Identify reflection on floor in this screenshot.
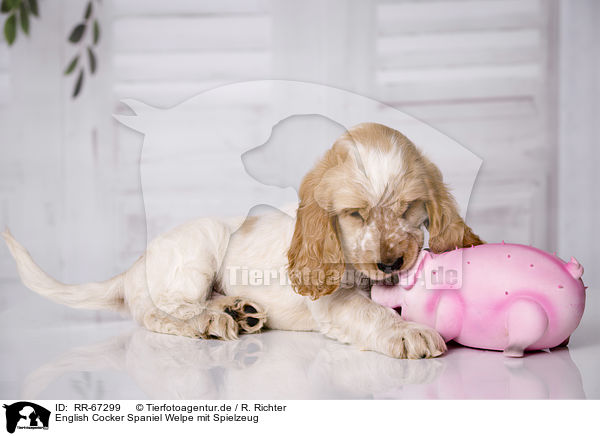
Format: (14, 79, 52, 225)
(1, 326, 588, 400)
(1, 281, 598, 400)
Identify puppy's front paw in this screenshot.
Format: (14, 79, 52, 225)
(222, 298, 267, 334)
(386, 322, 447, 359)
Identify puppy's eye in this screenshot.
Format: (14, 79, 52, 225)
(402, 201, 415, 217)
(350, 211, 363, 220)
(403, 200, 426, 220)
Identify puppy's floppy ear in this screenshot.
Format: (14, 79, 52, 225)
(287, 147, 346, 299)
(423, 161, 484, 253)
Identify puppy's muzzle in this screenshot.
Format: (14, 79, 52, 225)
(376, 256, 404, 273)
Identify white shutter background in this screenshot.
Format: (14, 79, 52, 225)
(0, 0, 559, 282)
(112, 0, 273, 107)
(0, 41, 10, 282)
(110, 0, 557, 265)
(111, 0, 275, 264)
(0, 42, 9, 105)
(373, 0, 555, 249)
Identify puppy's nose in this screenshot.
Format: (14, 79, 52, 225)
(377, 256, 404, 273)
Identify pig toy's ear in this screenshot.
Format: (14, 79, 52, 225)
(565, 257, 584, 280)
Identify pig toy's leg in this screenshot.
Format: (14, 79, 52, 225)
(504, 299, 549, 357)
(434, 295, 463, 342)
(551, 336, 570, 349)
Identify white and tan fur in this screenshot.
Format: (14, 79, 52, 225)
(3, 123, 483, 359)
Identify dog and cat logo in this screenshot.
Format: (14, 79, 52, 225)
(2, 402, 50, 433)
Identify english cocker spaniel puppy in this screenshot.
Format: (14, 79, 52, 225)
(3, 123, 483, 359)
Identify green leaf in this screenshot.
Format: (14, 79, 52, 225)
(68, 23, 85, 43)
(92, 19, 100, 45)
(84, 1, 92, 20)
(87, 47, 96, 74)
(27, 0, 38, 17)
(72, 69, 84, 98)
(1, 0, 11, 13)
(4, 13, 16, 45)
(6, 0, 18, 10)
(64, 55, 79, 75)
(19, 2, 29, 35)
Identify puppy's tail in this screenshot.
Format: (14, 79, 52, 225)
(2, 229, 125, 311)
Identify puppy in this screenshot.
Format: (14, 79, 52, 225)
(3, 122, 483, 359)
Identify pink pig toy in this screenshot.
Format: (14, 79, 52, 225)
(371, 243, 586, 357)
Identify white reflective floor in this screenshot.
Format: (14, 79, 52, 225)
(1, 281, 599, 400)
